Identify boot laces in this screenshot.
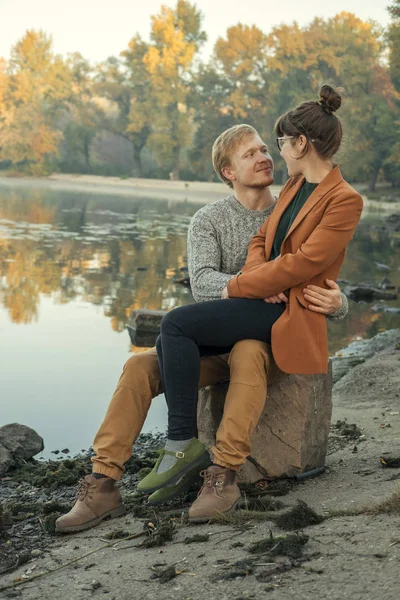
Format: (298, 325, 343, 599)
(199, 469, 225, 491)
(75, 478, 96, 501)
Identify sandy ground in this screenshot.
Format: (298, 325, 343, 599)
(0, 173, 399, 213)
(1, 342, 399, 600)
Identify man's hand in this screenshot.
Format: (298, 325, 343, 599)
(264, 292, 288, 304)
(303, 279, 342, 314)
(221, 286, 229, 299)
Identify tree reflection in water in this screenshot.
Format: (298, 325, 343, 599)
(0, 186, 399, 354)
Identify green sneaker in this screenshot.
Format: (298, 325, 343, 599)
(147, 464, 206, 506)
(137, 438, 210, 495)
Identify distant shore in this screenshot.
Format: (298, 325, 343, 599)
(0, 173, 399, 213)
(0, 173, 253, 204)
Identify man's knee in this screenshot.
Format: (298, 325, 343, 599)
(228, 340, 271, 378)
(120, 348, 161, 392)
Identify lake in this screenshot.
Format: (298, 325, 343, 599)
(0, 183, 399, 457)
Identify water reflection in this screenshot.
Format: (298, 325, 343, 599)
(0, 187, 197, 331)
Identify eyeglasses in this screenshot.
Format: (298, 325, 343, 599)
(276, 136, 295, 151)
(276, 135, 316, 151)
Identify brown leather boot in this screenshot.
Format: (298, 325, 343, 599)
(55, 474, 126, 533)
(188, 465, 242, 523)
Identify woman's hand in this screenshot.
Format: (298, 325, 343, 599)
(221, 286, 229, 299)
(303, 279, 342, 314)
(264, 292, 288, 304)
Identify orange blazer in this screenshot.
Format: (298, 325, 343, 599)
(227, 166, 363, 374)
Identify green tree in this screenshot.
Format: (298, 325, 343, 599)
(388, 0, 400, 91)
(189, 65, 234, 181)
(96, 33, 155, 178)
(189, 25, 271, 181)
(60, 53, 104, 173)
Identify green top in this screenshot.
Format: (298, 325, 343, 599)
(269, 180, 318, 261)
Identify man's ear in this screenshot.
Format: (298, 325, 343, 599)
(221, 166, 236, 183)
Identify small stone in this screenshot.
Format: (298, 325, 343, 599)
(30, 549, 43, 557)
(92, 580, 102, 590)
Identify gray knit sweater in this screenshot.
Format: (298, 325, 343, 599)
(187, 194, 348, 320)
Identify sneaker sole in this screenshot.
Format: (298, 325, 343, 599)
(137, 451, 211, 495)
(188, 497, 242, 524)
(147, 470, 202, 506)
(55, 504, 126, 534)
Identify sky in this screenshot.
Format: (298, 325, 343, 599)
(0, 0, 391, 63)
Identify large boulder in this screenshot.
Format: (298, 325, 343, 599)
(0, 423, 44, 464)
(331, 329, 400, 384)
(197, 362, 332, 483)
(0, 443, 15, 477)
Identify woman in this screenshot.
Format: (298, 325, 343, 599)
(138, 85, 363, 520)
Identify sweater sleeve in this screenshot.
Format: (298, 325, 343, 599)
(187, 209, 234, 302)
(228, 193, 363, 299)
(327, 292, 349, 321)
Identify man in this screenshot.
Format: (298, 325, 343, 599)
(56, 124, 347, 532)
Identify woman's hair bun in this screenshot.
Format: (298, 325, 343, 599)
(319, 84, 342, 114)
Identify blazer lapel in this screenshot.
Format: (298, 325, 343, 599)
(265, 175, 304, 259)
(283, 165, 344, 242)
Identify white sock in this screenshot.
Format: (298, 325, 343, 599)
(156, 438, 192, 474)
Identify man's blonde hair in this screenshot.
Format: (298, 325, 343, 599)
(212, 124, 259, 188)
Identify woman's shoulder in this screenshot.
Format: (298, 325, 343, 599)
(335, 179, 363, 206)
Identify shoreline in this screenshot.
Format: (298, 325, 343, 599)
(1, 173, 399, 212)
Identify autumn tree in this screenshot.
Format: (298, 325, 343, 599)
(259, 13, 398, 189)
(0, 30, 71, 172)
(143, 0, 206, 179)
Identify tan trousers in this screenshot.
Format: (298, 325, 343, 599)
(92, 340, 270, 480)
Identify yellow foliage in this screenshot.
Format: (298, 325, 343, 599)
(0, 29, 70, 167)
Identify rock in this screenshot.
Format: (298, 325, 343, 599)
(331, 329, 400, 384)
(0, 442, 15, 476)
(0, 423, 44, 461)
(126, 309, 167, 347)
(339, 282, 398, 302)
(374, 262, 391, 271)
(197, 361, 332, 482)
(372, 305, 400, 314)
(173, 276, 191, 286)
(30, 549, 43, 557)
(333, 350, 400, 411)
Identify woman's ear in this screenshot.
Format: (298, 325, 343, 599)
(298, 134, 307, 148)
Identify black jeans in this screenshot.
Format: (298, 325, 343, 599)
(156, 298, 285, 440)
